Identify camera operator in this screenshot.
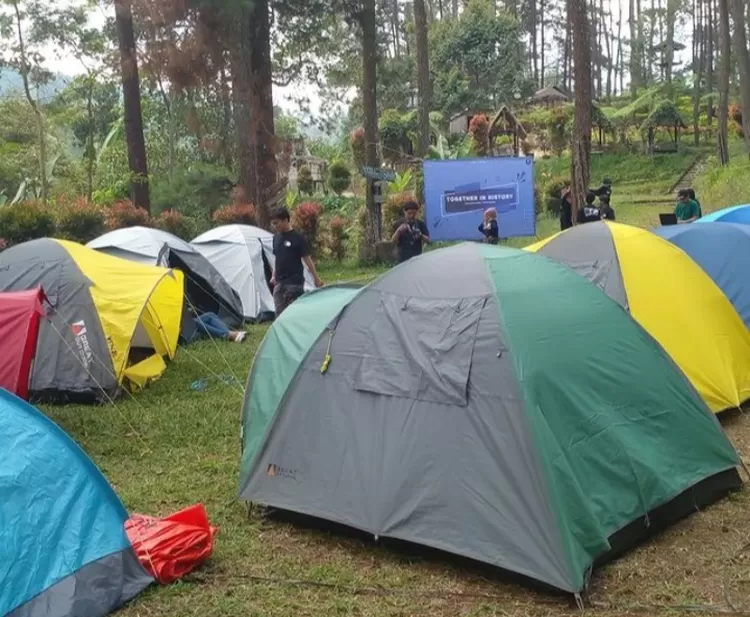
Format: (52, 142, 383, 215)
(391, 200, 430, 263)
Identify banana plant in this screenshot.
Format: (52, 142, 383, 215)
(386, 170, 413, 195)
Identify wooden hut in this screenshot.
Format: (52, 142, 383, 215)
(641, 100, 687, 154)
(488, 106, 528, 156)
(531, 86, 571, 108)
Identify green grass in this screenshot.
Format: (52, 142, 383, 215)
(34, 150, 750, 617)
(535, 148, 709, 203)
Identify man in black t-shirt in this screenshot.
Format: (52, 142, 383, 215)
(576, 191, 602, 224)
(270, 206, 323, 316)
(391, 200, 430, 263)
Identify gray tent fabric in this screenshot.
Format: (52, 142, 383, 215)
(0, 239, 116, 399)
(87, 227, 244, 328)
(191, 225, 316, 321)
(243, 286, 572, 590)
(7, 549, 152, 617)
(532, 222, 629, 309)
(239, 243, 741, 594)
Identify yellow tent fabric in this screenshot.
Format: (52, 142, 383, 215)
(58, 239, 184, 387)
(526, 222, 750, 413)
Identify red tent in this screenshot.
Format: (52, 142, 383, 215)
(0, 288, 46, 399)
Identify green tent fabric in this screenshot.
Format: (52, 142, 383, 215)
(239, 244, 740, 594)
(240, 284, 363, 482)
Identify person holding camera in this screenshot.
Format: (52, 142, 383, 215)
(391, 200, 430, 263)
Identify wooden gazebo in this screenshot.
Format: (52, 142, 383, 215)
(531, 85, 571, 107)
(641, 99, 687, 154)
(488, 106, 528, 156)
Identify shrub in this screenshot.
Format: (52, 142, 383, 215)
(350, 127, 366, 168)
(106, 200, 151, 230)
(379, 109, 410, 163)
(297, 165, 314, 195)
(383, 192, 419, 235)
(0, 201, 56, 246)
(468, 113, 490, 156)
(548, 107, 570, 157)
(327, 215, 348, 261)
(543, 175, 570, 216)
(155, 209, 194, 240)
(57, 198, 106, 243)
(291, 201, 322, 257)
(328, 161, 352, 196)
(212, 203, 256, 226)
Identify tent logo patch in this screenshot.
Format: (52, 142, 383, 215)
(266, 463, 297, 480)
(72, 320, 93, 367)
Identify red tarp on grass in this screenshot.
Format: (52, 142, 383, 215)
(0, 288, 45, 399)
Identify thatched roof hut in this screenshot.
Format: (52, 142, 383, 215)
(531, 86, 571, 107)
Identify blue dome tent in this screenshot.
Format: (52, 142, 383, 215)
(654, 222, 750, 329)
(697, 204, 750, 223)
(0, 388, 152, 617)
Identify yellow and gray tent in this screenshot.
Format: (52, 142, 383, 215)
(0, 238, 184, 401)
(527, 221, 750, 413)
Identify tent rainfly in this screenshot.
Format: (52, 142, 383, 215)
(87, 226, 244, 329)
(0, 388, 153, 616)
(191, 224, 315, 322)
(527, 221, 750, 413)
(0, 288, 46, 400)
(0, 239, 184, 401)
(239, 243, 741, 595)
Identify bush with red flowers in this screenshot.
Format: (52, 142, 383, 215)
(292, 201, 322, 257)
(56, 197, 106, 243)
(155, 209, 194, 240)
(106, 200, 152, 230)
(468, 113, 490, 156)
(211, 203, 257, 226)
(327, 215, 348, 261)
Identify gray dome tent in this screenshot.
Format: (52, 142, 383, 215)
(239, 243, 740, 595)
(191, 224, 315, 322)
(87, 227, 244, 332)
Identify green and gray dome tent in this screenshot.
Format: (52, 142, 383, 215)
(239, 243, 741, 594)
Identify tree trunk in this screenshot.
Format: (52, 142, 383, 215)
(86, 79, 95, 203)
(730, 0, 750, 156)
(605, 3, 613, 98)
(219, 65, 233, 169)
(717, 0, 730, 164)
(249, 0, 277, 229)
(629, 0, 639, 95)
(360, 0, 380, 262)
(562, 16, 572, 91)
(693, 0, 703, 145)
(392, 0, 401, 56)
(665, 0, 676, 85)
(570, 0, 593, 221)
(540, 0, 546, 87)
(114, 0, 150, 213)
(531, 0, 539, 87)
(615, 12, 623, 95)
(452, 0, 459, 17)
(12, 0, 48, 205)
(414, 0, 431, 157)
(706, 0, 714, 133)
(228, 7, 256, 213)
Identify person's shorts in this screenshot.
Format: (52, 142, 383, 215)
(273, 283, 305, 317)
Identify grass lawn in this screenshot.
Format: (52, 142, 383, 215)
(38, 157, 750, 617)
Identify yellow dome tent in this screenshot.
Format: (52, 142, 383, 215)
(0, 238, 184, 401)
(527, 221, 750, 413)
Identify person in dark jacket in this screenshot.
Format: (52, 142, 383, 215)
(577, 191, 602, 224)
(560, 185, 573, 230)
(599, 194, 616, 221)
(478, 207, 499, 244)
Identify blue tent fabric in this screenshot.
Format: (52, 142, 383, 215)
(0, 388, 152, 617)
(697, 204, 750, 223)
(654, 222, 750, 328)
